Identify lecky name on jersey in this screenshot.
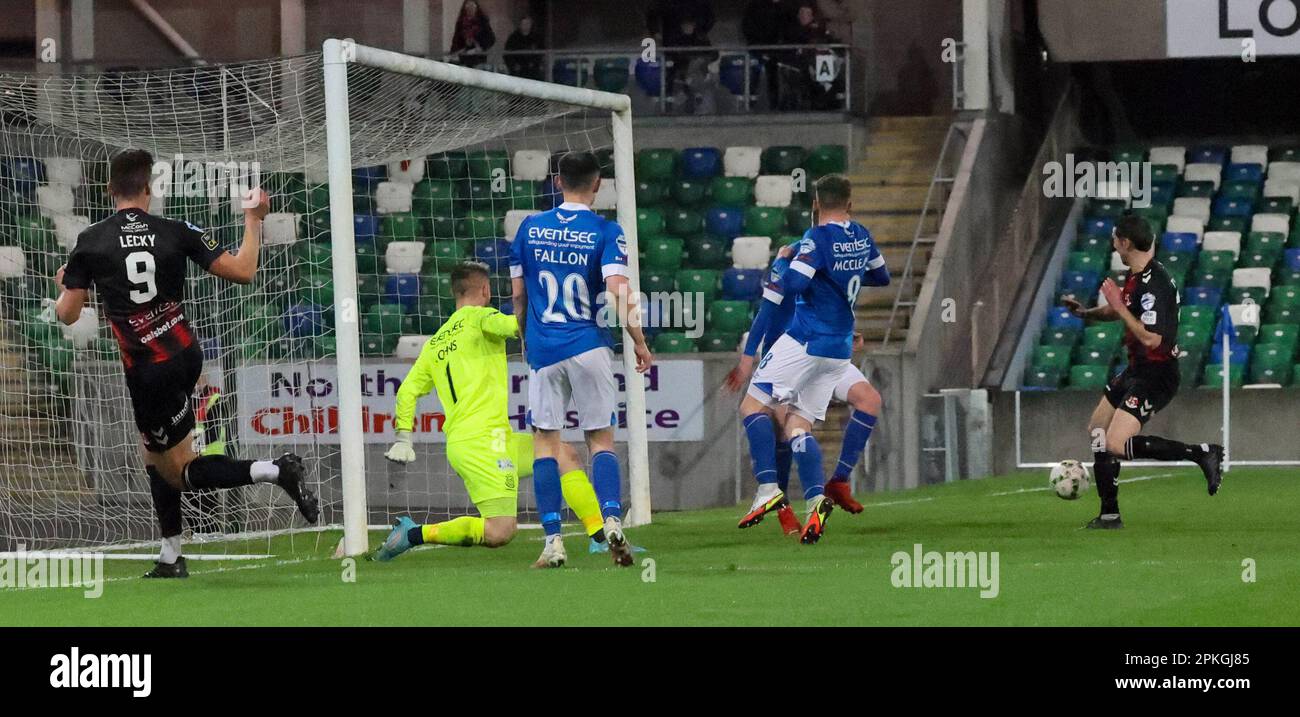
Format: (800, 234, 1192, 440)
(526, 225, 599, 245)
(119, 233, 157, 248)
(533, 248, 592, 267)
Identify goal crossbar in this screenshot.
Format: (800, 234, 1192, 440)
(321, 40, 652, 557)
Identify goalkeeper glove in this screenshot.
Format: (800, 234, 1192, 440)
(385, 430, 416, 463)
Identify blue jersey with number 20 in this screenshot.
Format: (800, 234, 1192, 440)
(509, 202, 629, 370)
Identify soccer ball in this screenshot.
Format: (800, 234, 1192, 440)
(1049, 460, 1091, 500)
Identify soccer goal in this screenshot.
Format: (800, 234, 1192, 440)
(0, 41, 651, 558)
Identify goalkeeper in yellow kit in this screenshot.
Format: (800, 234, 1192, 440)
(370, 262, 606, 560)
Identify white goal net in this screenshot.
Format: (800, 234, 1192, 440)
(0, 43, 649, 557)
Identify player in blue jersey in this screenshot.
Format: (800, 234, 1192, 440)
(510, 151, 653, 568)
(733, 174, 890, 544)
(726, 236, 886, 535)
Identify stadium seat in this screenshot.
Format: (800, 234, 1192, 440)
(361, 332, 399, 357)
(1079, 216, 1115, 239)
(804, 145, 847, 178)
(671, 179, 709, 207)
(1202, 362, 1244, 388)
(1058, 270, 1099, 299)
(512, 150, 549, 181)
(641, 272, 674, 295)
(698, 332, 740, 352)
(1208, 215, 1248, 234)
(1232, 144, 1270, 168)
(374, 181, 414, 215)
(1210, 341, 1251, 367)
(653, 332, 697, 354)
(1252, 213, 1290, 236)
(353, 214, 380, 242)
(1226, 163, 1264, 184)
(1269, 160, 1300, 180)
(1178, 181, 1216, 198)
(1068, 365, 1110, 390)
(666, 208, 705, 237)
(636, 179, 670, 207)
(295, 272, 335, 307)
(1032, 345, 1072, 374)
(1068, 251, 1108, 274)
(680, 148, 722, 179)
(743, 206, 784, 237)
(411, 180, 458, 216)
(722, 268, 763, 301)
(637, 208, 666, 238)
(593, 57, 630, 93)
(1190, 145, 1227, 165)
(636, 148, 677, 181)
(642, 237, 685, 271)
(754, 175, 793, 208)
(1047, 306, 1084, 332)
(457, 179, 493, 211)
(394, 335, 428, 360)
(1149, 164, 1180, 185)
(685, 235, 729, 269)
(474, 239, 512, 273)
(1184, 163, 1222, 189)
(761, 146, 805, 175)
(1023, 366, 1062, 389)
(383, 274, 420, 311)
(1172, 197, 1211, 224)
(466, 150, 510, 181)
(1082, 324, 1123, 354)
(732, 236, 772, 269)
(1263, 179, 1300, 204)
(705, 206, 745, 238)
(384, 241, 424, 274)
(384, 157, 425, 185)
(592, 180, 617, 210)
(1202, 231, 1241, 258)
(503, 209, 539, 242)
(633, 57, 663, 96)
(36, 184, 74, 216)
(1184, 285, 1222, 307)
(1165, 215, 1204, 242)
(1259, 196, 1294, 215)
(708, 300, 751, 334)
(285, 302, 327, 338)
(0, 247, 24, 279)
(1196, 250, 1236, 273)
(1159, 231, 1198, 254)
(355, 241, 381, 275)
(710, 176, 753, 206)
(1147, 146, 1186, 172)
(724, 146, 762, 178)
(1038, 327, 1078, 348)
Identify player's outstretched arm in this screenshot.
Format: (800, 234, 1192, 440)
(387, 343, 437, 463)
(207, 189, 270, 285)
(1063, 295, 1117, 323)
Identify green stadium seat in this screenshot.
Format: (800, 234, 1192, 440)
(461, 212, 500, 239)
(1219, 180, 1259, 201)
(785, 205, 812, 234)
(1068, 251, 1108, 273)
(457, 179, 494, 211)
(1073, 345, 1112, 367)
(676, 268, 720, 303)
(1228, 286, 1269, 305)
(804, 144, 847, 178)
(1244, 230, 1286, 257)
(653, 332, 697, 353)
(743, 206, 784, 237)
(1032, 345, 1072, 374)
(1265, 288, 1300, 324)
(1178, 323, 1212, 352)
(312, 335, 337, 359)
(1068, 365, 1110, 390)
(1082, 324, 1123, 354)
(294, 241, 333, 272)
(299, 210, 331, 241)
(1259, 196, 1294, 216)
(294, 272, 334, 306)
(1111, 145, 1145, 163)
(1023, 366, 1062, 389)
(636, 148, 678, 181)
(498, 179, 540, 211)
(296, 184, 332, 213)
(1075, 233, 1111, 254)
(424, 215, 457, 239)
(642, 237, 685, 272)
(665, 208, 705, 237)
(1149, 165, 1180, 184)
(1178, 348, 1204, 386)
(1207, 216, 1248, 234)
(355, 241, 382, 275)
(636, 179, 670, 207)
(1040, 328, 1080, 347)
(698, 332, 740, 352)
(361, 332, 399, 357)
(1249, 344, 1294, 384)
(685, 235, 729, 269)
(363, 304, 404, 336)
(1179, 305, 1215, 326)
(637, 208, 666, 238)
(671, 179, 709, 207)
(1201, 362, 1244, 388)
(1177, 181, 1215, 198)
(761, 146, 806, 175)
(710, 176, 753, 206)
(1190, 267, 1231, 289)
(641, 272, 675, 295)
(466, 150, 510, 181)
(708, 300, 751, 334)
(412, 180, 459, 216)
(427, 152, 469, 180)
(1088, 199, 1127, 218)
(424, 238, 469, 265)
(381, 213, 420, 242)
(1256, 324, 1298, 354)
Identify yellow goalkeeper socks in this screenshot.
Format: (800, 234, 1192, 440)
(561, 470, 604, 538)
(421, 516, 484, 547)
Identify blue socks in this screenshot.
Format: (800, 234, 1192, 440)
(743, 412, 778, 485)
(590, 450, 623, 519)
(832, 410, 877, 482)
(791, 432, 825, 499)
(774, 440, 793, 493)
(532, 457, 563, 536)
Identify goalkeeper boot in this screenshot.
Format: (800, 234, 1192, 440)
(604, 516, 635, 568)
(824, 479, 864, 514)
(799, 494, 834, 545)
(738, 483, 787, 529)
(776, 504, 802, 536)
(370, 516, 418, 562)
(1195, 444, 1225, 496)
(1085, 514, 1124, 530)
(532, 535, 567, 569)
(274, 453, 319, 524)
(142, 557, 188, 579)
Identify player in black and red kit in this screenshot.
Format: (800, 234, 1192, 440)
(1063, 214, 1223, 529)
(54, 149, 318, 577)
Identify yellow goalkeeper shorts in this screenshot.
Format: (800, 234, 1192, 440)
(446, 430, 531, 519)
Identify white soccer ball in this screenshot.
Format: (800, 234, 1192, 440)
(1049, 459, 1091, 500)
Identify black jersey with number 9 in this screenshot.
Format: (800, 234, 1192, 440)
(62, 208, 226, 369)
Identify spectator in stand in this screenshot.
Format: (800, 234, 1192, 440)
(647, 1, 716, 113)
(742, 0, 797, 109)
(451, 0, 496, 69)
(505, 16, 545, 81)
(783, 3, 842, 110)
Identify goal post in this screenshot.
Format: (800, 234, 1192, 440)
(321, 40, 652, 556)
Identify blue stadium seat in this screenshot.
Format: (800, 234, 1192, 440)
(384, 274, 421, 311)
(285, 302, 326, 338)
(1047, 306, 1084, 332)
(1184, 285, 1221, 307)
(1150, 182, 1176, 206)
(552, 58, 582, 86)
(705, 206, 745, 238)
(538, 176, 562, 210)
(1225, 163, 1263, 183)
(1210, 342, 1250, 366)
(1, 158, 43, 195)
(1284, 249, 1300, 271)
(353, 166, 385, 194)
(354, 214, 380, 242)
(1189, 145, 1227, 165)
(1211, 196, 1254, 217)
(1058, 270, 1099, 298)
(719, 54, 761, 96)
(680, 148, 722, 179)
(1160, 232, 1198, 254)
(474, 239, 512, 273)
(634, 57, 662, 96)
(200, 337, 222, 362)
(1079, 216, 1114, 238)
(722, 268, 763, 301)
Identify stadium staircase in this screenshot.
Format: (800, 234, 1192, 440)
(850, 115, 953, 344)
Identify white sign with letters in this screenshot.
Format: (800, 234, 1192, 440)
(1167, 0, 1300, 57)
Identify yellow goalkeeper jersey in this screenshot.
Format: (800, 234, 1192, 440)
(393, 304, 518, 440)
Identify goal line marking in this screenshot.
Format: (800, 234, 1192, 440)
(989, 472, 1178, 497)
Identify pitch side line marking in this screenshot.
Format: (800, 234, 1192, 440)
(989, 472, 1178, 496)
(0, 552, 274, 561)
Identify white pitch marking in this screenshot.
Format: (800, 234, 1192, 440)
(990, 472, 1178, 496)
(0, 552, 273, 561)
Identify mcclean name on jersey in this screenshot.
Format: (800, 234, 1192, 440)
(833, 256, 871, 272)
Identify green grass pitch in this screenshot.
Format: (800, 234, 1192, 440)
(2, 466, 1296, 626)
